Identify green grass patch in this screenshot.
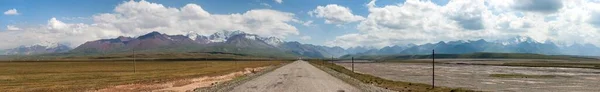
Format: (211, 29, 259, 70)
(307, 60, 476, 92)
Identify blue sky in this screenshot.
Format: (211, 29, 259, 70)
(1, 0, 386, 46)
(0, 0, 414, 45)
(2, 0, 600, 49)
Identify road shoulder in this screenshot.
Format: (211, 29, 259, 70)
(310, 62, 395, 92)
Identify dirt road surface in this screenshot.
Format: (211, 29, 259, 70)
(230, 60, 360, 92)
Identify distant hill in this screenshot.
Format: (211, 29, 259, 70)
(341, 52, 598, 61)
(1, 44, 71, 55)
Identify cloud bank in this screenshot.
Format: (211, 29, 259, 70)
(327, 0, 600, 48)
(309, 4, 365, 25)
(0, 0, 299, 49)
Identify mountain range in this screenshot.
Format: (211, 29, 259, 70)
(358, 36, 600, 56)
(1, 44, 71, 55)
(3, 31, 600, 58)
(68, 31, 357, 58)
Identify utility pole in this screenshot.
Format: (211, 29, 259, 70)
(351, 57, 354, 72)
(235, 54, 238, 68)
(331, 56, 334, 64)
(432, 49, 435, 89)
(133, 48, 137, 73)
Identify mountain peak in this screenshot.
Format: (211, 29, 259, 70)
(209, 30, 248, 42)
(117, 36, 132, 41)
(498, 36, 538, 45)
(260, 37, 284, 46)
(138, 31, 165, 39)
(186, 33, 199, 40)
(512, 36, 536, 43)
(148, 31, 161, 35)
(214, 30, 246, 36)
(117, 36, 127, 39)
(436, 41, 446, 44)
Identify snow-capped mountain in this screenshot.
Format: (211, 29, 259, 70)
(355, 36, 600, 56)
(185, 30, 284, 46)
(2, 44, 72, 55)
(259, 37, 284, 46)
(69, 31, 352, 58)
(497, 36, 538, 45)
(16, 32, 600, 57)
(208, 30, 246, 42)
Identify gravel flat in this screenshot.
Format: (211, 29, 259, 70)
(230, 60, 360, 92)
(337, 62, 600, 92)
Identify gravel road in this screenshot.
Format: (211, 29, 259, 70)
(229, 60, 360, 92)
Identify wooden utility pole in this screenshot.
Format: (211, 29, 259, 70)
(351, 57, 354, 72)
(331, 56, 334, 65)
(432, 49, 435, 89)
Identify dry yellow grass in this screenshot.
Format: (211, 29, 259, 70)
(0, 61, 286, 92)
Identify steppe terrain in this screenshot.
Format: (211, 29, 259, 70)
(0, 61, 284, 92)
(337, 59, 600, 92)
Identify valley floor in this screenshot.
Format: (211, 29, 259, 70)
(336, 60, 600, 92)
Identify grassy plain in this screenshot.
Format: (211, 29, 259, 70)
(0, 61, 286, 92)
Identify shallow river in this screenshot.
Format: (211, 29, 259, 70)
(336, 63, 600, 92)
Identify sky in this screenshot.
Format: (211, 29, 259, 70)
(1, 0, 600, 49)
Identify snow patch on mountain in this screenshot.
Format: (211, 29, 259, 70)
(260, 37, 284, 46)
(187, 33, 199, 40)
(208, 30, 246, 42)
(185, 30, 285, 46)
(497, 36, 539, 45)
(35, 41, 63, 48)
(245, 35, 258, 40)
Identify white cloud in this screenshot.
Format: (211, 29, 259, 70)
(0, 0, 299, 49)
(274, 0, 283, 4)
(260, 3, 272, 8)
(309, 4, 365, 24)
(6, 25, 21, 31)
(3, 8, 19, 15)
(302, 20, 314, 26)
(93, 1, 298, 37)
(60, 17, 90, 21)
(300, 36, 312, 40)
(328, 0, 600, 48)
(0, 17, 122, 49)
